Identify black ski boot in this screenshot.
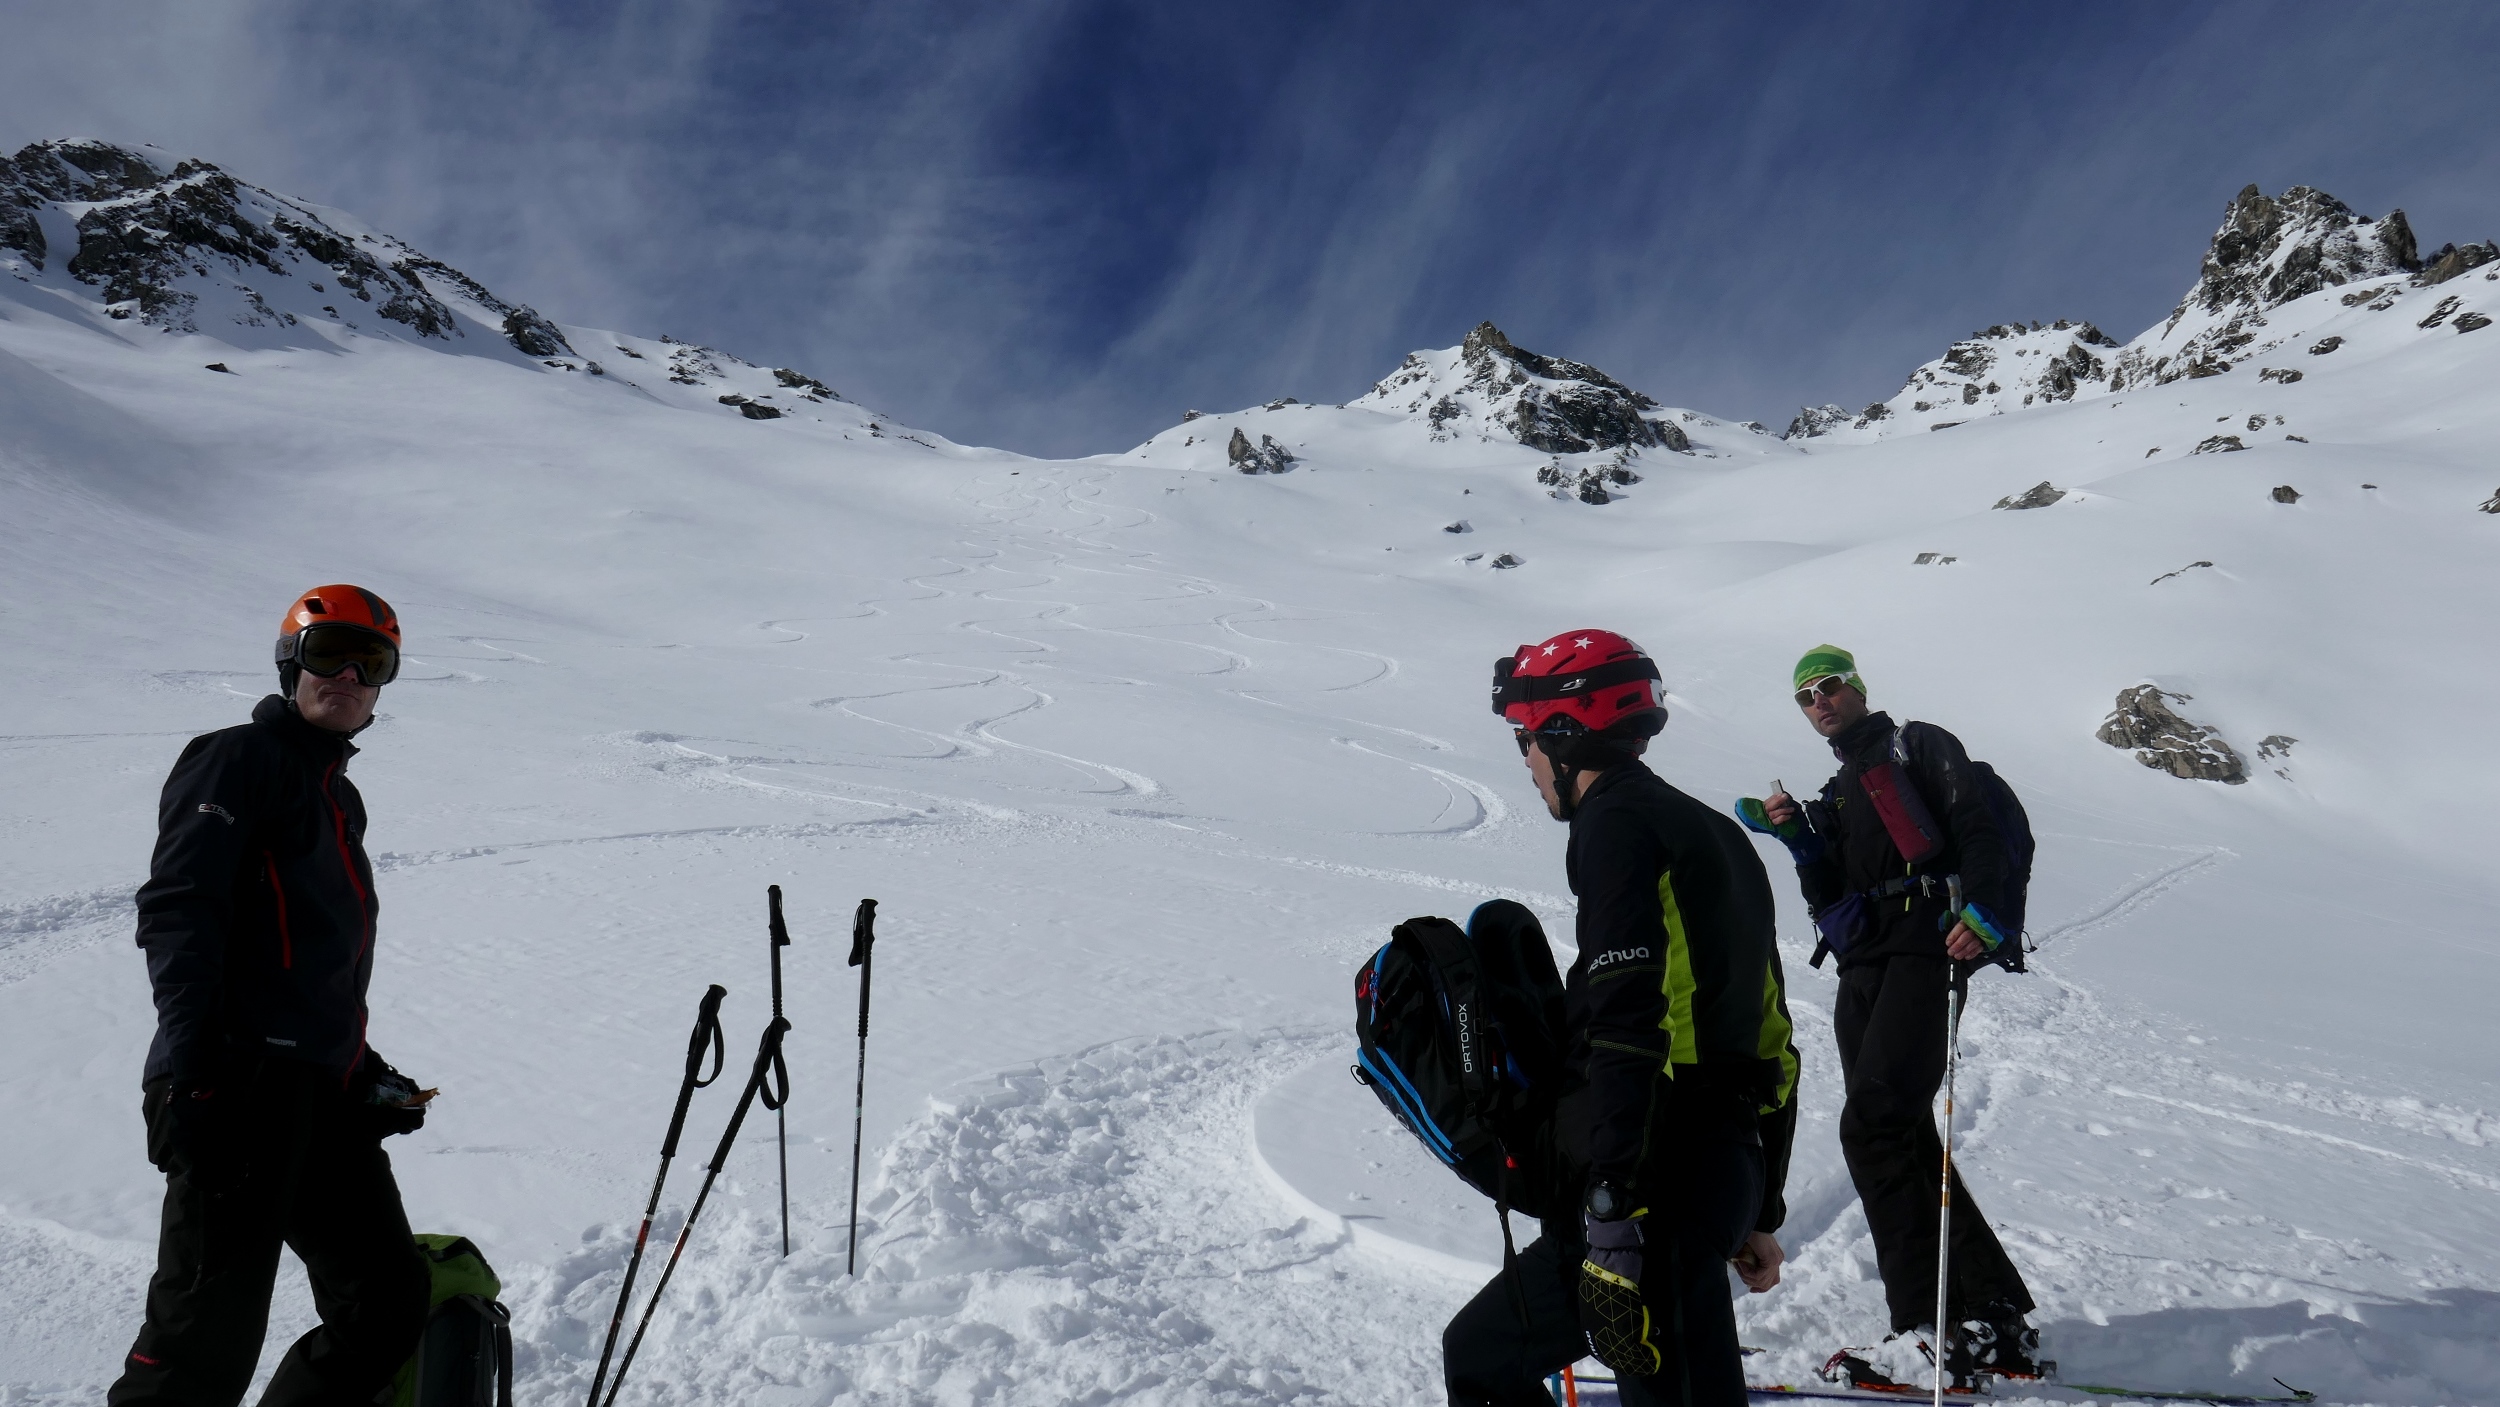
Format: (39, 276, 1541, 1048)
(1954, 1306, 2052, 1384)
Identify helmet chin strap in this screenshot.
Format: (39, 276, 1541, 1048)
(1549, 756, 1583, 822)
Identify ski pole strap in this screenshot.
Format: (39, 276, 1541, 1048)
(759, 1040, 791, 1113)
(704, 1017, 792, 1171)
(661, 985, 730, 1158)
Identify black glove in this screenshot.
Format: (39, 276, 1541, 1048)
(1579, 1213, 1663, 1376)
(352, 1052, 430, 1138)
(150, 1081, 237, 1185)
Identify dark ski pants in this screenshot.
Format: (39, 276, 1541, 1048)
(1444, 1138, 1763, 1407)
(1834, 954, 2033, 1333)
(109, 1061, 428, 1407)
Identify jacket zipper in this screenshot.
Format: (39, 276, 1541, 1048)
(263, 852, 293, 968)
(322, 759, 375, 1081)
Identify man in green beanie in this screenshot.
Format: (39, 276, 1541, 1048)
(1751, 645, 2041, 1390)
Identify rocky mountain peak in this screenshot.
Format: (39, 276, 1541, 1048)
(1356, 321, 1687, 455)
(0, 138, 570, 359)
(1786, 319, 2121, 442)
(2102, 182, 2448, 391)
(2173, 183, 2419, 326)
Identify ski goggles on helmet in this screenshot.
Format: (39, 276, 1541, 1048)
(280, 623, 400, 686)
(1794, 674, 1855, 709)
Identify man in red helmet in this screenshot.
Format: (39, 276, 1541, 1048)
(110, 586, 432, 1407)
(1442, 630, 1800, 1407)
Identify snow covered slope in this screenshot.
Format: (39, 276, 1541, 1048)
(3, 143, 2498, 1407)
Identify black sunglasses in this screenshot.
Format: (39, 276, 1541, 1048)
(1513, 721, 1590, 756)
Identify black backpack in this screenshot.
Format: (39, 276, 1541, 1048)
(1897, 725, 2036, 972)
(1350, 900, 1571, 1221)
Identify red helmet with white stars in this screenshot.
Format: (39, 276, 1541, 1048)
(1491, 629, 1667, 736)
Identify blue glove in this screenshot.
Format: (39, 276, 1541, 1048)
(1942, 901, 2010, 953)
(1734, 797, 1824, 865)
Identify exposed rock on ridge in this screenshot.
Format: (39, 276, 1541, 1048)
(0, 139, 570, 358)
(2109, 185, 2425, 391)
(1356, 322, 1691, 455)
(1787, 320, 2117, 440)
(1792, 181, 2493, 441)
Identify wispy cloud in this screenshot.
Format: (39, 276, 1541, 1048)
(3, 1, 2495, 455)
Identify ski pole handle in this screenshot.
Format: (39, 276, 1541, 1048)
(848, 899, 878, 1037)
(660, 985, 729, 1159)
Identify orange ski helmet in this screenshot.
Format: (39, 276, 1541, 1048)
(275, 585, 401, 694)
(1491, 628, 1666, 737)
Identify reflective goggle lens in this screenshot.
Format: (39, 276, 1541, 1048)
(1793, 674, 1849, 709)
(294, 624, 400, 686)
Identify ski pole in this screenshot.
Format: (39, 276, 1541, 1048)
(767, 885, 794, 1259)
(845, 897, 878, 1276)
(602, 1013, 791, 1407)
(584, 985, 726, 1407)
(1935, 875, 1965, 1407)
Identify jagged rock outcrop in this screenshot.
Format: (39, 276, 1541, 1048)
(2417, 240, 2499, 287)
(1355, 321, 1694, 454)
(0, 139, 569, 358)
(1791, 181, 2489, 442)
(1785, 404, 1852, 439)
(2108, 185, 2422, 391)
(2097, 686, 2247, 784)
(1227, 427, 1296, 474)
(1994, 481, 2065, 510)
(1787, 321, 2115, 440)
(1536, 455, 1642, 504)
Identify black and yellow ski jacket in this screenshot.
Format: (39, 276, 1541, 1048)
(1563, 761, 1801, 1232)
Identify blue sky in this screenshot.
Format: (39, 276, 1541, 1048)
(6, 2, 2497, 455)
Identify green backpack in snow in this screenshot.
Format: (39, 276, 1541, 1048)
(390, 1234, 514, 1407)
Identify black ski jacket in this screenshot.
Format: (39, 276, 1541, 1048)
(1562, 761, 1801, 1233)
(1796, 711, 2006, 971)
(136, 695, 380, 1086)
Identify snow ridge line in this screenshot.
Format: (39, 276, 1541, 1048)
(2103, 1084, 2500, 1194)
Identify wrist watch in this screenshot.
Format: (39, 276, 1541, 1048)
(1585, 1180, 1635, 1222)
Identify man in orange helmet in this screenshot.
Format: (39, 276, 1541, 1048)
(110, 586, 433, 1407)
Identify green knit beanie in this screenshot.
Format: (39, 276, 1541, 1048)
(1792, 644, 1866, 697)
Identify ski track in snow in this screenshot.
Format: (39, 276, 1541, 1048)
(520, 1031, 1467, 1407)
(0, 884, 136, 986)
